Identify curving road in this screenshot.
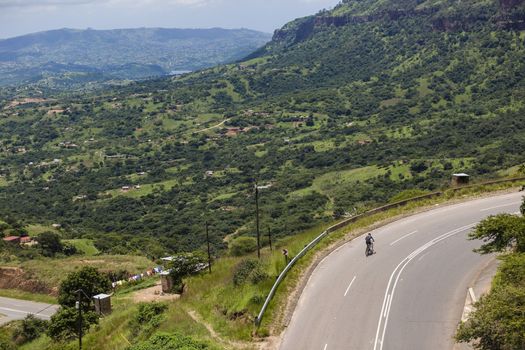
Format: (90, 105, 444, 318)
(280, 191, 523, 350)
(0, 296, 58, 325)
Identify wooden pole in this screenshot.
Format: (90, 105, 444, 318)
(268, 226, 272, 251)
(206, 221, 212, 273)
(255, 184, 260, 259)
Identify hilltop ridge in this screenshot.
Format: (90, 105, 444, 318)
(262, 0, 525, 53)
(0, 27, 271, 88)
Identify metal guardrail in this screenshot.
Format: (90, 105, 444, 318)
(254, 176, 525, 325)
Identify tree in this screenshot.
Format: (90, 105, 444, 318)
(456, 202, 525, 349)
(47, 307, 98, 341)
(58, 266, 110, 311)
(36, 231, 63, 257)
(455, 254, 525, 350)
(166, 252, 207, 293)
(468, 214, 525, 254)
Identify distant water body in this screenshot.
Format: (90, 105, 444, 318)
(170, 70, 192, 76)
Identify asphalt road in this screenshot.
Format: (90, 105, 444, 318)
(280, 191, 523, 350)
(0, 296, 58, 325)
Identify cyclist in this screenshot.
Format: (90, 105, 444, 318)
(365, 233, 375, 255)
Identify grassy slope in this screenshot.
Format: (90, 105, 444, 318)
(62, 239, 100, 256)
(18, 255, 153, 288)
(8, 180, 524, 350)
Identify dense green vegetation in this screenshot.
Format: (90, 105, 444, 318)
(2, 0, 525, 261)
(456, 200, 525, 349)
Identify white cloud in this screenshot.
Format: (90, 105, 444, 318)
(0, 0, 91, 6)
(0, 0, 216, 7)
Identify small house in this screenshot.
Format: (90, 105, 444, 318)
(452, 173, 470, 187)
(2, 236, 20, 244)
(160, 271, 174, 293)
(93, 293, 112, 315)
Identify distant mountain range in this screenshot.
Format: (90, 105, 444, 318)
(0, 27, 271, 88)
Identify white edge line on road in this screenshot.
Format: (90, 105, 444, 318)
(389, 230, 418, 246)
(480, 202, 522, 212)
(383, 294, 390, 318)
(323, 343, 327, 350)
(344, 276, 357, 297)
(0, 307, 52, 318)
(374, 222, 476, 350)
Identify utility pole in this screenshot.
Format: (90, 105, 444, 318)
(255, 183, 260, 259)
(76, 289, 82, 350)
(205, 221, 212, 273)
(267, 226, 272, 251)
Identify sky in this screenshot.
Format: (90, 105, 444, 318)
(0, 0, 342, 39)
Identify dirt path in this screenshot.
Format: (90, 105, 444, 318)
(194, 118, 231, 134)
(186, 309, 256, 350)
(131, 281, 180, 303)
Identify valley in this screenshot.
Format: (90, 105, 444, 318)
(1, 0, 525, 349)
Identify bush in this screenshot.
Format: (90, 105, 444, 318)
(62, 243, 78, 256)
(37, 231, 63, 257)
(129, 332, 219, 350)
(233, 259, 268, 286)
(47, 307, 98, 341)
(230, 237, 257, 256)
(410, 161, 428, 173)
(135, 302, 168, 325)
(131, 302, 168, 338)
(12, 314, 48, 345)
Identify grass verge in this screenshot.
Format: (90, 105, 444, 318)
(0, 289, 56, 304)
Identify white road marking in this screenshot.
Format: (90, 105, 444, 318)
(480, 202, 522, 212)
(383, 295, 390, 318)
(0, 307, 51, 318)
(389, 230, 418, 246)
(323, 343, 328, 350)
(344, 276, 357, 297)
(373, 222, 476, 350)
(468, 288, 477, 303)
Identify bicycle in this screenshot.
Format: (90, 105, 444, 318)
(365, 243, 374, 257)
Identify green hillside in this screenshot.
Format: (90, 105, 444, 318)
(1, 0, 525, 348)
(1, 0, 524, 257)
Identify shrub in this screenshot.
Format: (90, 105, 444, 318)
(135, 302, 168, 325)
(230, 237, 257, 256)
(131, 302, 168, 338)
(233, 259, 268, 286)
(47, 307, 98, 341)
(129, 332, 218, 350)
(12, 314, 48, 345)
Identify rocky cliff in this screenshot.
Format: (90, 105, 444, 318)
(271, 0, 525, 49)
